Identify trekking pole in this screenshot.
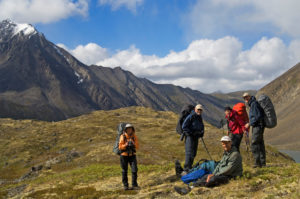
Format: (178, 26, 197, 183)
(244, 130, 250, 152)
(243, 130, 251, 161)
(220, 119, 225, 134)
(200, 137, 213, 160)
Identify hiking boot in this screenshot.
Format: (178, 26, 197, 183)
(124, 186, 130, 191)
(174, 186, 191, 195)
(175, 160, 183, 177)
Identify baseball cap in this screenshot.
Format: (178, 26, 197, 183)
(220, 136, 232, 142)
(195, 104, 203, 110)
(242, 92, 250, 98)
(125, 123, 134, 129)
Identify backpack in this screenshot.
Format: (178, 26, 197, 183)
(176, 104, 195, 135)
(257, 94, 277, 128)
(113, 123, 127, 155)
(232, 102, 249, 123)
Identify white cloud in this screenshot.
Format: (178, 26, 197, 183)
(60, 37, 300, 93)
(57, 43, 109, 65)
(184, 0, 300, 39)
(0, 0, 89, 24)
(98, 0, 143, 13)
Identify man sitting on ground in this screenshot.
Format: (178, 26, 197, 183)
(174, 136, 243, 195)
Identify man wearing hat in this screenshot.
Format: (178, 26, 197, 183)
(193, 136, 242, 188)
(243, 93, 266, 168)
(181, 104, 205, 172)
(174, 136, 243, 194)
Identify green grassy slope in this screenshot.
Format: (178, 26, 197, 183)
(0, 107, 299, 198)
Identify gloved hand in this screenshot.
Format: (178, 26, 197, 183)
(195, 130, 204, 137)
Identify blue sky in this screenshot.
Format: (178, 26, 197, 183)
(35, 0, 189, 56)
(1, 0, 300, 93)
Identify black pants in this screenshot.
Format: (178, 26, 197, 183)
(184, 135, 199, 171)
(120, 155, 138, 187)
(231, 133, 243, 152)
(194, 174, 229, 187)
(251, 124, 266, 166)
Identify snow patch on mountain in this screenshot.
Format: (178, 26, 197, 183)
(13, 23, 36, 36)
(53, 44, 71, 64)
(74, 71, 84, 84)
(53, 45, 63, 56)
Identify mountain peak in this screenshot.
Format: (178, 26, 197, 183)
(0, 19, 37, 42)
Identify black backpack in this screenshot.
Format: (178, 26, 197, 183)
(113, 123, 127, 155)
(176, 104, 195, 135)
(257, 94, 277, 128)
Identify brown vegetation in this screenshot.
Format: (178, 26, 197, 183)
(0, 107, 299, 198)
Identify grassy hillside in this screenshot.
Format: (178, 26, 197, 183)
(0, 107, 299, 198)
(211, 90, 257, 102)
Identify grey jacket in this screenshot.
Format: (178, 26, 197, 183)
(213, 147, 243, 177)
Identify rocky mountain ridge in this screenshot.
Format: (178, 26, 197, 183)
(0, 19, 243, 126)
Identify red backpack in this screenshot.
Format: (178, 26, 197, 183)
(232, 103, 249, 123)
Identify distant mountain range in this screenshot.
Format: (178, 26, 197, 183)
(0, 19, 247, 126)
(258, 63, 300, 150)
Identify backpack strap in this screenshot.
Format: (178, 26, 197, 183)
(123, 133, 127, 142)
(120, 133, 127, 154)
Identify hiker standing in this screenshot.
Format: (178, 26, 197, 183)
(119, 124, 140, 190)
(182, 104, 205, 172)
(224, 107, 246, 152)
(243, 93, 266, 168)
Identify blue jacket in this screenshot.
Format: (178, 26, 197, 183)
(248, 96, 264, 126)
(182, 111, 204, 137)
